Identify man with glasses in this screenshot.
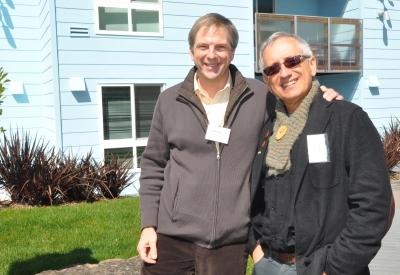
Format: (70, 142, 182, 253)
(137, 14, 341, 275)
(247, 32, 394, 275)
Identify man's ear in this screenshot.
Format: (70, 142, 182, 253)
(230, 49, 235, 62)
(309, 55, 317, 76)
(189, 47, 194, 61)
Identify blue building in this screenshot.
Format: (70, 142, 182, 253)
(1, 0, 399, 196)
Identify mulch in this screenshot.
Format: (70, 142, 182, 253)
(36, 256, 141, 275)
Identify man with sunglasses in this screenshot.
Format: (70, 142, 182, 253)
(137, 14, 342, 275)
(247, 32, 394, 275)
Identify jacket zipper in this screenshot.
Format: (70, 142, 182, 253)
(177, 84, 249, 247)
(209, 144, 221, 245)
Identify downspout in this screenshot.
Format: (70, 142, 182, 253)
(49, 0, 63, 150)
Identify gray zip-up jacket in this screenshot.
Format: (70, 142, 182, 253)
(139, 64, 276, 249)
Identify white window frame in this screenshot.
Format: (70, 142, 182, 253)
(97, 83, 164, 171)
(94, 0, 163, 37)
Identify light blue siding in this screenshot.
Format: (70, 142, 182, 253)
(0, 0, 60, 146)
(1, 0, 400, 200)
(53, 0, 254, 159)
(359, 0, 400, 130)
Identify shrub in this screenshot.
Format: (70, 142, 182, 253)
(0, 130, 136, 205)
(381, 117, 400, 176)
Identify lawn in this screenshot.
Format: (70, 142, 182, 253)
(0, 196, 254, 275)
(0, 197, 141, 275)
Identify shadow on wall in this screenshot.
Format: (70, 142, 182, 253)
(7, 248, 98, 275)
(0, 0, 16, 48)
(317, 0, 349, 17)
(72, 90, 92, 103)
(315, 73, 361, 101)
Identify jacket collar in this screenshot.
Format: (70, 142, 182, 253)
(176, 64, 250, 120)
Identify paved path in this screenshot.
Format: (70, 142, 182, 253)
(369, 181, 400, 275)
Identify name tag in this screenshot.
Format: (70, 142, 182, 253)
(205, 124, 231, 144)
(307, 134, 330, 163)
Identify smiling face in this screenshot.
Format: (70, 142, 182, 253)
(262, 37, 317, 113)
(190, 25, 235, 90)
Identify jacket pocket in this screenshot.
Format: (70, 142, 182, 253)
(308, 155, 340, 189)
(170, 179, 180, 222)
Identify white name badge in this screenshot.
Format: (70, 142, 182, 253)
(205, 124, 231, 144)
(307, 133, 330, 163)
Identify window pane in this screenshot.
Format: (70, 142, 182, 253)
(136, 146, 146, 168)
(255, 14, 294, 71)
(102, 86, 133, 140)
(254, 0, 273, 13)
(330, 19, 362, 71)
(135, 86, 160, 138)
(99, 7, 129, 31)
(105, 148, 133, 169)
(297, 17, 328, 71)
(131, 9, 159, 32)
(330, 46, 359, 70)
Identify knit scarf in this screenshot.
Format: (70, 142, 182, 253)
(266, 79, 320, 177)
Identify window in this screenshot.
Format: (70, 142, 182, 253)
(255, 14, 362, 73)
(94, 0, 163, 36)
(253, 0, 273, 16)
(98, 84, 162, 170)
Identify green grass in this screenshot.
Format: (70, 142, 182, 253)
(0, 197, 141, 275)
(0, 196, 254, 275)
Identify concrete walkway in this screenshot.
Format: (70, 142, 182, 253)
(369, 181, 400, 275)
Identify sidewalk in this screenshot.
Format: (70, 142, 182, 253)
(369, 181, 400, 275)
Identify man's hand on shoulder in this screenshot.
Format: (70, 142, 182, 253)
(137, 226, 158, 264)
(321, 85, 344, 101)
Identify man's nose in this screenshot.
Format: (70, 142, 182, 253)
(279, 63, 292, 78)
(206, 46, 218, 58)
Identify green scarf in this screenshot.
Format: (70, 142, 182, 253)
(266, 79, 320, 177)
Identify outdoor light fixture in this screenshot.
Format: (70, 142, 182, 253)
(377, 9, 390, 20)
(10, 82, 24, 94)
(70, 77, 86, 91)
(368, 76, 380, 88)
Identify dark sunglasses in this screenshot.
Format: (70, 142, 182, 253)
(263, 55, 311, 76)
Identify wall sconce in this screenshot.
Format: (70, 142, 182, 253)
(10, 82, 24, 94)
(368, 76, 380, 88)
(377, 9, 390, 20)
(70, 77, 86, 91)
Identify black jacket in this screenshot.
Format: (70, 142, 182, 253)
(248, 89, 392, 275)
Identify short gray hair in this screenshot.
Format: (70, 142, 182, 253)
(259, 32, 313, 71)
(188, 13, 239, 52)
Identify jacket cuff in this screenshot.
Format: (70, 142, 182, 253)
(140, 208, 159, 230)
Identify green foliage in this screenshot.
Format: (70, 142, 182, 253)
(0, 130, 136, 206)
(0, 67, 9, 132)
(0, 197, 141, 275)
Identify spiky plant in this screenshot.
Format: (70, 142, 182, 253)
(0, 130, 137, 205)
(381, 117, 400, 176)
